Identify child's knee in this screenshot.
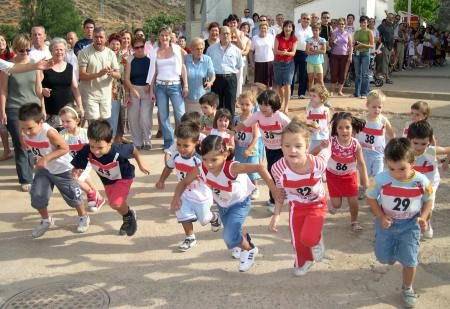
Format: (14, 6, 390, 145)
(30, 190, 50, 210)
(223, 226, 243, 249)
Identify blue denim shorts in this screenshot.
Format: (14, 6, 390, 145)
(374, 217, 421, 267)
(362, 148, 384, 177)
(218, 197, 251, 249)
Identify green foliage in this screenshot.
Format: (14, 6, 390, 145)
(0, 25, 20, 43)
(143, 13, 185, 36)
(394, 0, 440, 23)
(19, 0, 83, 38)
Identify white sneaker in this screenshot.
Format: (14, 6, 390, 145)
(311, 237, 325, 262)
(77, 215, 90, 233)
(250, 188, 260, 200)
(423, 222, 433, 239)
(293, 261, 314, 276)
(32, 217, 54, 238)
(231, 247, 241, 259)
(239, 247, 259, 272)
(178, 237, 197, 252)
(210, 212, 222, 232)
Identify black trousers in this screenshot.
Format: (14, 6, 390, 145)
(266, 148, 284, 204)
(291, 50, 308, 96)
(211, 74, 237, 117)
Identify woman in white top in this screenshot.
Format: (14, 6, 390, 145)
(147, 25, 188, 150)
(251, 22, 274, 87)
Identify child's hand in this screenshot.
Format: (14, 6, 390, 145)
(272, 188, 285, 205)
(72, 168, 83, 180)
(269, 214, 280, 233)
(243, 149, 251, 158)
(380, 215, 392, 229)
(35, 156, 47, 170)
(416, 216, 428, 231)
(155, 181, 165, 189)
(442, 158, 449, 171)
(139, 164, 150, 175)
(169, 198, 181, 213)
(320, 139, 330, 149)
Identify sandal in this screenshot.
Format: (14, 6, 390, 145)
(351, 221, 363, 232)
(0, 152, 13, 161)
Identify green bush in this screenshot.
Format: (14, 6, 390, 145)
(143, 13, 185, 36)
(0, 25, 19, 43)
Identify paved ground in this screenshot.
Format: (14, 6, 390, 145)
(0, 93, 450, 308)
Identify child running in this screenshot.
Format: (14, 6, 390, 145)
(156, 121, 221, 251)
(18, 103, 89, 238)
(407, 120, 450, 239)
(269, 118, 330, 276)
(357, 89, 395, 199)
(59, 106, 105, 212)
(326, 112, 369, 232)
(234, 91, 261, 200)
(367, 138, 433, 308)
(306, 84, 331, 152)
(171, 135, 281, 272)
(71, 120, 150, 236)
(402, 101, 436, 145)
(199, 92, 218, 135)
(234, 90, 290, 213)
(210, 108, 235, 149)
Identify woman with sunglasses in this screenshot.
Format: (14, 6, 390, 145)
(0, 33, 44, 192)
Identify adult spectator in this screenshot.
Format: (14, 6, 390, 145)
(237, 23, 252, 95)
(227, 15, 245, 50)
(120, 30, 133, 58)
(320, 11, 333, 80)
(0, 34, 14, 60)
(345, 14, 356, 36)
(42, 37, 84, 129)
(395, 23, 407, 71)
(252, 15, 277, 37)
(144, 32, 155, 56)
(353, 16, 374, 98)
(147, 25, 187, 150)
(65, 32, 79, 80)
(251, 22, 274, 88)
(178, 36, 190, 54)
(330, 18, 353, 96)
(377, 13, 395, 84)
(78, 27, 120, 123)
(125, 37, 152, 150)
(252, 13, 260, 28)
(241, 8, 255, 34)
(204, 22, 220, 53)
(368, 18, 380, 48)
(0, 34, 13, 161)
(291, 13, 312, 99)
(0, 34, 43, 192)
(184, 37, 215, 113)
(207, 26, 242, 117)
(330, 19, 338, 31)
(29, 26, 52, 61)
(74, 18, 95, 56)
(273, 14, 285, 34)
(311, 13, 319, 25)
(274, 20, 297, 113)
(133, 28, 145, 41)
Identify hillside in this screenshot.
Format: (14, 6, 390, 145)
(0, 0, 185, 32)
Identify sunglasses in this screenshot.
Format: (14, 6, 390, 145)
(302, 18, 310, 20)
(17, 49, 31, 53)
(134, 45, 145, 49)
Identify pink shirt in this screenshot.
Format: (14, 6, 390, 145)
(243, 111, 290, 149)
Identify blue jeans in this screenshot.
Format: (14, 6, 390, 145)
(218, 197, 251, 249)
(108, 99, 122, 138)
(362, 148, 384, 177)
(354, 51, 370, 97)
(155, 84, 185, 149)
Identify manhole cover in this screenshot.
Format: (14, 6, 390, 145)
(1, 282, 110, 309)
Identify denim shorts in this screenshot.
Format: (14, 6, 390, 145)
(218, 197, 251, 249)
(176, 196, 213, 226)
(374, 217, 421, 267)
(362, 148, 384, 177)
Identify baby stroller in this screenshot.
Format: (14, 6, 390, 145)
(369, 53, 384, 87)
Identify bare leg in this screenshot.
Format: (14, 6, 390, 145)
(316, 73, 324, 87)
(38, 208, 49, 219)
(308, 73, 315, 93)
(240, 227, 252, 250)
(283, 84, 290, 113)
(112, 202, 129, 215)
(75, 204, 86, 216)
(330, 197, 342, 210)
(348, 196, 359, 222)
(181, 221, 194, 236)
(337, 83, 345, 96)
(403, 266, 416, 287)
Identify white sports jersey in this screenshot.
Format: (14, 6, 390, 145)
(210, 128, 232, 144)
(380, 182, 424, 220)
(306, 104, 329, 141)
(327, 136, 358, 175)
(60, 128, 89, 158)
(357, 114, 387, 153)
(23, 123, 72, 174)
(414, 146, 440, 186)
(200, 160, 255, 207)
(233, 115, 255, 149)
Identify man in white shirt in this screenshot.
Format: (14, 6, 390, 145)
(272, 14, 284, 34)
(291, 13, 313, 99)
(65, 31, 79, 80)
(241, 8, 254, 34)
(29, 26, 52, 61)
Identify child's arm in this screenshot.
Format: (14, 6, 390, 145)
(155, 166, 173, 189)
(431, 134, 437, 146)
(356, 144, 369, 188)
(243, 123, 259, 158)
(234, 114, 256, 133)
(171, 169, 199, 212)
(385, 119, 396, 140)
(417, 200, 432, 231)
(36, 129, 70, 170)
(435, 146, 450, 171)
(132, 146, 150, 175)
(367, 197, 392, 229)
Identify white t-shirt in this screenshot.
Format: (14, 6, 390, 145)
(295, 25, 313, 51)
(29, 46, 52, 61)
(0, 59, 14, 73)
(251, 34, 275, 62)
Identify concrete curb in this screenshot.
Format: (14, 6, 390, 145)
(342, 88, 450, 101)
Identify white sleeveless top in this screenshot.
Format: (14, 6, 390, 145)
(357, 114, 387, 154)
(23, 123, 72, 174)
(414, 146, 440, 187)
(306, 104, 329, 141)
(156, 55, 179, 81)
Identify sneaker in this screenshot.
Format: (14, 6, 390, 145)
(299, 95, 306, 99)
(119, 208, 137, 236)
(402, 288, 417, 308)
(87, 191, 97, 208)
(293, 261, 314, 276)
(266, 200, 275, 214)
(32, 217, 54, 238)
(358, 186, 366, 200)
(77, 215, 90, 233)
(250, 188, 260, 200)
(231, 247, 241, 259)
(178, 237, 197, 252)
(143, 141, 152, 150)
(423, 222, 433, 239)
(210, 212, 222, 232)
(239, 247, 259, 272)
(89, 194, 105, 213)
(311, 237, 325, 262)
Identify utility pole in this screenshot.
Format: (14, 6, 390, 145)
(100, 0, 105, 19)
(407, 0, 411, 25)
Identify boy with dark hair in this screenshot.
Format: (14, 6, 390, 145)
(199, 92, 219, 134)
(71, 120, 150, 236)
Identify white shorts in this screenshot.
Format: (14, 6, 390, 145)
(176, 195, 213, 225)
(84, 99, 111, 120)
(78, 163, 93, 182)
(431, 184, 439, 210)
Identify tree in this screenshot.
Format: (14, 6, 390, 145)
(143, 13, 185, 36)
(19, 0, 82, 38)
(0, 25, 20, 43)
(394, 0, 440, 23)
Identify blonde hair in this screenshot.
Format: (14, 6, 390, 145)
(310, 84, 329, 103)
(311, 22, 321, 31)
(58, 105, 82, 125)
(250, 82, 267, 98)
(238, 90, 256, 106)
(411, 101, 430, 119)
(190, 37, 205, 49)
(12, 33, 31, 51)
(367, 89, 386, 104)
(281, 116, 320, 143)
(259, 21, 269, 30)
